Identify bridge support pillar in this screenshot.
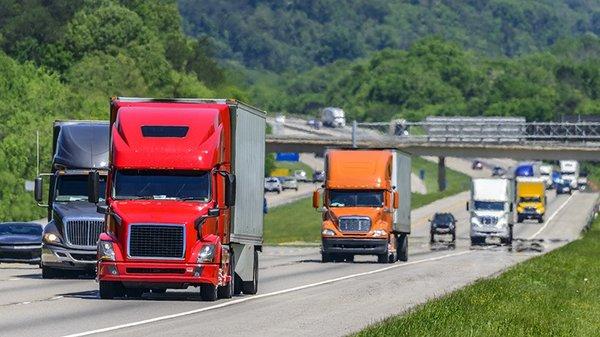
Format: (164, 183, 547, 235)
(438, 156, 446, 192)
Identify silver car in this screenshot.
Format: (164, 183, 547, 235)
(264, 177, 282, 193)
(294, 170, 308, 182)
(281, 177, 299, 191)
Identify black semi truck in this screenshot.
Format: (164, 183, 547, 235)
(34, 121, 108, 278)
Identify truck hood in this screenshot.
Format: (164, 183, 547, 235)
(472, 210, 505, 218)
(53, 201, 104, 221)
(328, 207, 385, 224)
(111, 200, 212, 225)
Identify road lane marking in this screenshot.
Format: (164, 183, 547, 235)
(528, 192, 575, 240)
(62, 250, 473, 337)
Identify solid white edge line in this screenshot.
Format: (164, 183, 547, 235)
(528, 192, 575, 240)
(62, 250, 473, 337)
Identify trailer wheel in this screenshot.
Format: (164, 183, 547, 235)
(242, 250, 259, 295)
(200, 284, 218, 301)
(99, 281, 125, 299)
(397, 234, 408, 262)
(218, 252, 235, 299)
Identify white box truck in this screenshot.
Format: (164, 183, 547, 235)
(468, 178, 515, 245)
(321, 107, 346, 128)
(559, 160, 579, 189)
(539, 164, 553, 189)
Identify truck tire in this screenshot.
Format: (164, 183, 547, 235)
(429, 231, 435, 244)
(234, 273, 243, 295)
(99, 281, 125, 299)
(42, 266, 60, 279)
(451, 230, 456, 243)
(397, 234, 408, 262)
(321, 252, 332, 263)
(242, 250, 259, 295)
(471, 237, 484, 246)
(200, 284, 218, 301)
(218, 252, 235, 299)
(538, 217, 544, 224)
(377, 253, 389, 263)
(517, 215, 523, 223)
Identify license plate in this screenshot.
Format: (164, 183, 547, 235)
(485, 237, 501, 244)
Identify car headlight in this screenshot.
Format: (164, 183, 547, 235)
(43, 233, 61, 244)
(321, 229, 335, 236)
(98, 241, 115, 261)
(372, 229, 387, 237)
(198, 244, 216, 263)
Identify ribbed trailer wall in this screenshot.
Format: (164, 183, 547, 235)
(392, 150, 411, 234)
(230, 102, 266, 244)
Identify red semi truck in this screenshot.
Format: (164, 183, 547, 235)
(89, 97, 265, 301)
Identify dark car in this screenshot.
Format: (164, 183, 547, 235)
(556, 179, 572, 195)
(0, 222, 43, 264)
(313, 170, 325, 183)
(472, 160, 483, 170)
(491, 166, 506, 177)
(429, 213, 456, 243)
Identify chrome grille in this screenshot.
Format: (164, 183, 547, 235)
(128, 224, 185, 259)
(65, 219, 105, 247)
(478, 216, 498, 226)
(339, 217, 371, 232)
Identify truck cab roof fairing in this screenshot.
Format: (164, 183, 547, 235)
(112, 105, 228, 170)
(53, 122, 109, 170)
(326, 150, 392, 189)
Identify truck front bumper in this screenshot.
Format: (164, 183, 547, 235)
(98, 261, 221, 286)
(322, 237, 388, 255)
(42, 244, 97, 270)
(519, 211, 543, 220)
(471, 226, 510, 240)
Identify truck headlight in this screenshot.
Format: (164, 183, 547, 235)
(43, 233, 62, 244)
(198, 244, 216, 263)
(372, 229, 387, 237)
(536, 209, 543, 214)
(322, 229, 335, 236)
(98, 241, 115, 261)
(471, 217, 481, 226)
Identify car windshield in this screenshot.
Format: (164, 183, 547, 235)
(433, 214, 453, 223)
(113, 170, 210, 201)
(266, 178, 279, 183)
(473, 201, 504, 211)
(55, 175, 106, 202)
(0, 224, 42, 236)
(329, 190, 384, 207)
(520, 197, 541, 203)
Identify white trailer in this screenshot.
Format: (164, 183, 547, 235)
(468, 178, 514, 245)
(559, 160, 579, 189)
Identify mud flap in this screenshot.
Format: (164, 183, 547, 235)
(231, 243, 256, 283)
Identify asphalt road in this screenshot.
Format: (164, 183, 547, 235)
(1, 182, 596, 336)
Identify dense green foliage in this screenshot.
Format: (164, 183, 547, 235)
(355, 217, 600, 337)
(0, 0, 238, 221)
(257, 36, 600, 121)
(179, 0, 599, 71)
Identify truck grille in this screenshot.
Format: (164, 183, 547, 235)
(339, 217, 371, 232)
(128, 224, 185, 259)
(65, 219, 104, 247)
(478, 216, 498, 226)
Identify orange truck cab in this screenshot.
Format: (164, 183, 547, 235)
(313, 149, 411, 263)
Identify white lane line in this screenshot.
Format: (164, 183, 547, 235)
(528, 192, 575, 240)
(62, 250, 473, 337)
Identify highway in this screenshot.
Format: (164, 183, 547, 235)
(0, 159, 597, 337)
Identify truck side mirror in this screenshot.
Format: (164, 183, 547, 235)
(393, 191, 399, 209)
(34, 177, 43, 203)
(88, 171, 100, 204)
(224, 174, 236, 207)
(466, 201, 469, 211)
(312, 190, 320, 209)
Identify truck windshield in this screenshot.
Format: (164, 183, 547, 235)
(55, 175, 106, 202)
(328, 190, 384, 207)
(113, 170, 210, 201)
(473, 201, 504, 211)
(520, 197, 541, 203)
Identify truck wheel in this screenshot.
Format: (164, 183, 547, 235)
(538, 217, 544, 224)
(42, 266, 60, 279)
(321, 252, 332, 263)
(99, 281, 125, 299)
(377, 254, 389, 263)
(397, 234, 408, 262)
(200, 284, 218, 301)
(471, 237, 483, 246)
(242, 250, 259, 295)
(234, 273, 243, 295)
(218, 252, 235, 299)
(451, 230, 456, 243)
(517, 216, 522, 223)
(429, 231, 435, 244)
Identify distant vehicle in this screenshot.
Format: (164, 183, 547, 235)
(559, 160, 579, 189)
(491, 166, 506, 177)
(514, 164, 535, 177)
(313, 170, 325, 183)
(389, 119, 409, 136)
(294, 170, 309, 182)
(281, 177, 299, 191)
(551, 171, 562, 188)
(264, 177, 283, 193)
(0, 222, 43, 264)
(555, 178, 572, 195)
(429, 213, 456, 243)
(321, 107, 346, 128)
(516, 177, 546, 223)
(468, 178, 514, 246)
(472, 160, 483, 170)
(539, 165, 553, 189)
(307, 119, 322, 129)
(275, 114, 286, 125)
(577, 172, 588, 191)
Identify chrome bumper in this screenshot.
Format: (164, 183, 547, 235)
(42, 244, 97, 270)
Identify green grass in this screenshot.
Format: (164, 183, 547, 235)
(264, 157, 471, 244)
(354, 219, 600, 337)
(271, 161, 315, 180)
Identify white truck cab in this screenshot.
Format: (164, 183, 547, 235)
(468, 178, 514, 245)
(560, 160, 579, 189)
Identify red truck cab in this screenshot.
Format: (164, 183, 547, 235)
(90, 98, 265, 301)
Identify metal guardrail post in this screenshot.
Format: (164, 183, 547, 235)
(352, 120, 357, 148)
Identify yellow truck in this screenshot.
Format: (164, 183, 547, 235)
(516, 177, 546, 223)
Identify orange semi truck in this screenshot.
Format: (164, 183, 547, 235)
(313, 149, 411, 263)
